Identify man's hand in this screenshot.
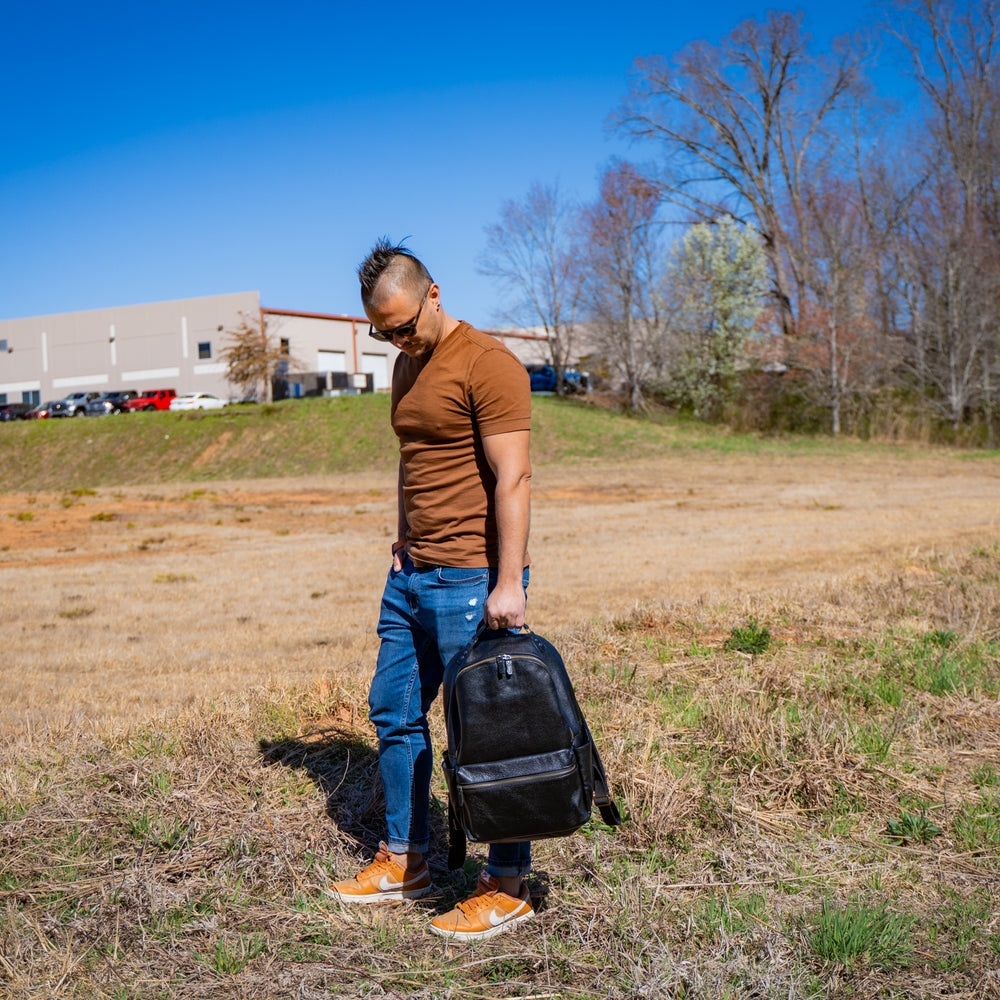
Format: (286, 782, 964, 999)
(391, 540, 406, 572)
(483, 579, 526, 630)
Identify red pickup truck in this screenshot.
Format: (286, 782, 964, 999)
(125, 389, 177, 412)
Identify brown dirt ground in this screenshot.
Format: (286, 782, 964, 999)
(1, 451, 997, 730)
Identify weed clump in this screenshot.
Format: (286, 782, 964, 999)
(884, 810, 942, 844)
(724, 618, 771, 655)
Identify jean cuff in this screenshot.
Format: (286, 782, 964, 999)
(385, 839, 428, 856)
(485, 861, 531, 879)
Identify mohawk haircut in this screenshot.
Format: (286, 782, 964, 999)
(357, 238, 433, 309)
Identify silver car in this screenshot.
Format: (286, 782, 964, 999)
(49, 391, 102, 417)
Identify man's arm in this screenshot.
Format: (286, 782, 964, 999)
(481, 429, 531, 629)
(393, 459, 408, 571)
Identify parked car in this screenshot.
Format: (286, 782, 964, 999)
(26, 401, 59, 419)
(50, 391, 102, 417)
(124, 389, 177, 412)
(525, 364, 590, 394)
(85, 390, 138, 416)
(0, 402, 34, 421)
(169, 392, 226, 411)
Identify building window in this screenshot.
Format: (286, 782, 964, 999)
(198, 341, 212, 359)
(0, 393, 6, 404)
(22, 390, 39, 405)
(280, 337, 290, 355)
(0, 339, 7, 352)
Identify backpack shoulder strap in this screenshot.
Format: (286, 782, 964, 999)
(448, 793, 468, 870)
(591, 741, 623, 827)
(582, 718, 622, 827)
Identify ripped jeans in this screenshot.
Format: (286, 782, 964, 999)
(367, 556, 531, 878)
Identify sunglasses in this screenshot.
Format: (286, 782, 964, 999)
(368, 292, 427, 343)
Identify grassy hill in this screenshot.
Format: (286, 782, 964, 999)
(0, 393, 936, 491)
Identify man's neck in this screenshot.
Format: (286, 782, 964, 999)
(439, 313, 460, 340)
(425, 314, 460, 356)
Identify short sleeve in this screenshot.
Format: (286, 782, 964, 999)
(468, 347, 532, 437)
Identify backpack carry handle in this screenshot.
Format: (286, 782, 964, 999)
(471, 620, 532, 642)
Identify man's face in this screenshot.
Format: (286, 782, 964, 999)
(366, 284, 441, 358)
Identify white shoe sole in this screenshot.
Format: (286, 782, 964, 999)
(328, 881, 432, 903)
(429, 905, 533, 941)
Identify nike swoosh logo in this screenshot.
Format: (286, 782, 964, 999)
(378, 873, 423, 892)
(489, 907, 512, 926)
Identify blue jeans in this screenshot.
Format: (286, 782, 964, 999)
(368, 557, 531, 878)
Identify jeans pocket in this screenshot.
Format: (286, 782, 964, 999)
(436, 566, 489, 585)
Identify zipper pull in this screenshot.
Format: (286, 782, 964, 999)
(497, 654, 513, 679)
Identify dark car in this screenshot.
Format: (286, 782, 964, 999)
(26, 401, 59, 419)
(50, 391, 102, 417)
(525, 364, 590, 394)
(85, 390, 138, 416)
(0, 402, 33, 421)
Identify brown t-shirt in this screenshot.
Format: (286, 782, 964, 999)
(391, 322, 531, 568)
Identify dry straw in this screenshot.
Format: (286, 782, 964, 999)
(2, 540, 1000, 997)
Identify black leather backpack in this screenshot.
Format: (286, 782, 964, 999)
(441, 625, 622, 868)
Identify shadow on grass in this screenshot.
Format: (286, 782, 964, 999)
(258, 726, 385, 853)
(257, 726, 557, 910)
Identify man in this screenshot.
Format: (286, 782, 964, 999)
(329, 239, 534, 941)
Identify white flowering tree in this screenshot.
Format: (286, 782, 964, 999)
(665, 217, 768, 419)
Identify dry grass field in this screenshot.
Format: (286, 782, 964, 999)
(1, 451, 996, 730)
(2, 446, 1000, 998)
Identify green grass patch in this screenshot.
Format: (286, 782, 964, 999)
(123, 811, 192, 849)
(691, 891, 770, 942)
(807, 898, 916, 968)
(850, 719, 897, 762)
(859, 630, 1000, 698)
(971, 764, 1000, 788)
(202, 934, 268, 975)
(952, 790, 1000, 851)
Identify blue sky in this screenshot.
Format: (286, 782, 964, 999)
(2, 0, 893, 326)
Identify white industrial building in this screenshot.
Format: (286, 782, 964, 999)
(0, 292, 550, 407)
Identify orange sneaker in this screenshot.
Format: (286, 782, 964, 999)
(328, 843, 431, 903)
(429, 873, 534, 941)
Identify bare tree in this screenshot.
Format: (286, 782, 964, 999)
(580, 161, 668, 411)
(887, 0, 1000, 432)
(615, 11, 871, 338)
(219, 312, 300, 404)
(898, 179, 999, 429)
(888, 0, 1000, 231)
(479, 182, 583, 395)
(792, 169, 888, 434)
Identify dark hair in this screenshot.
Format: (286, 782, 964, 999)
(357, 237, 433, 309)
